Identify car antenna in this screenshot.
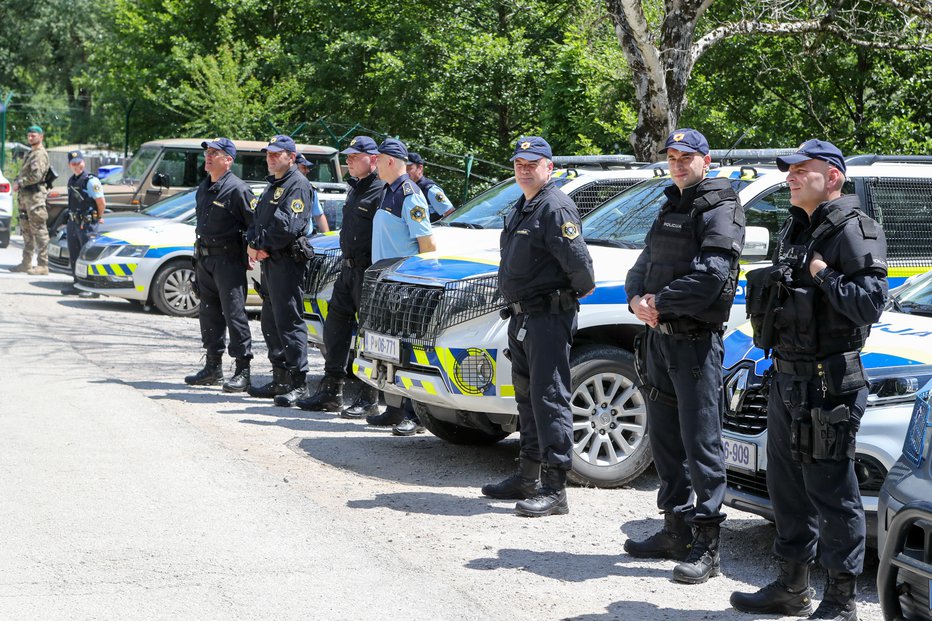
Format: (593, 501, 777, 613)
(720, 129, 751, 164)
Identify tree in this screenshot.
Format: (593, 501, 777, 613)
(603, 0, 932, 159)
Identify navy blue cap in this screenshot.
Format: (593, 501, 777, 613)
(295, 153, 310, 167)
(67, 150, 84, 163)
(377, 138, 408, 160)
(776, 139, 846, 175)
(660, 128, 709, 155)
(406, 151, 425, 165)
(340, 136, 378, 155)
(201, 137, 236, 158)
(262, 134, 296, 153)
(509, 136, 552, 162)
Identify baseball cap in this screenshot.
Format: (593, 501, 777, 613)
(509, 136, 552, 162)
(776, 139, 847, 175)
(263, 134, 296, 153)
(377, 138, 408, 160)
(26, 125, 43, 134)
(67, 150, 84, 163)
(406, 152, 425, 165)
(295, 153, 310, 167)
(201, 137, 237, 158)
(660, 128, 709, 155)
(340, 136, 379, 155)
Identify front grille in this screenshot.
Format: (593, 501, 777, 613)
(358, 273, 503, 347)
(49, 254, 70, 269)
(303, 248, 342, 298)
(723, 366, 770, 434)
(726, 468, 770, 499)
(77, 275, 132, 289)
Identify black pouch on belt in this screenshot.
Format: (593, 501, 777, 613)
(821, 351, 868, 396)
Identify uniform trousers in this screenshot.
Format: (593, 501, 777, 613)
(260, 254, 308, 373)
(66, 218, 98, 274)
(196, 254, 252, 359)
(322, 263, 366, 378)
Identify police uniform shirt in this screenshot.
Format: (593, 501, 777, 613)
(499, 180, 595, 303)
(195, 170, 256, 245)
(371, 173, 432, 263)
(417, 177, 454, 217)
(247, 166, 313, 251)
(67, 173, 104, 214)
(340, 172, 386, 261)
(310, 191, 324, 218)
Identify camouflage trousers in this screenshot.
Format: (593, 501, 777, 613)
(19, 192, 49, 267)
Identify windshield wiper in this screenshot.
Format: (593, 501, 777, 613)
(888, 297, 905, 312)
(898, 300, 932, 314)
(585, 237, 639, 249)
(448, 221, 483, 229)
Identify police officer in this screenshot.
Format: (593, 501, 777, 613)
(405, 152, 455, 221)
(297, 136, 386, 419)
(61, 150, 105, 298)
(623, 128, 745, 584)
(731, 141, 887, 621)
(481, 136, 594, 517)
(295, 153, 330, 234)
(184, 138, 256, 392)
(370, 138, 437, 436)
(10, 125, 51, 275)
(245, 135, 315, 407)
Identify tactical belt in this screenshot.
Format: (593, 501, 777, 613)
(772, 358, 821, 376)
(505, 289, 577, 316)
(199, 244, 242, 257)
(343, 256, 371, 269)
(653, 319, 723, 337)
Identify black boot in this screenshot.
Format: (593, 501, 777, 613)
(673, 524, 721, 584)
(515, 466, 569, 517)
(481, 458, 540, 500)
(295, 375, 344, 412)
(392, 409, 426, 436)
(809, 571, 857, 621)
(247, 367, 291, 398)
(222, 358, 251, 393)
(341, 383, 379, 419)
(623, 511, 692, 561)
(185, 355, 223, 386)
(730, 560, 815, 616)
(366, 403, 406, 427)
(274, 371, 309, 407)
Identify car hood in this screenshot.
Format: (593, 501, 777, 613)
(93, 220, 195, 252)
(723, 310, 932, 376)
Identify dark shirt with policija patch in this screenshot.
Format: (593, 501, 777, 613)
(195, 170, 256, 246)
(247, 166, 313, 252)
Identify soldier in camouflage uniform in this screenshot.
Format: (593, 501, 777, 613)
(10, 125, 51, 275)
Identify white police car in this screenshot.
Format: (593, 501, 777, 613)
(0, 169, 12, 248)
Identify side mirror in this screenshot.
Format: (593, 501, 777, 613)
(151, 172, 170, 189)
(742, 226, 770, 260)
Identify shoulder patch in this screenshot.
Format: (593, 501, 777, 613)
(250, 198, 258, 211)
(291, 199, 305, 214)
(561, 221, 580, 240)
(402, 181, 415, 196)
(410, 205, 427, 222)
(436, 192, 446, 203)
(273, 187, 284, 200)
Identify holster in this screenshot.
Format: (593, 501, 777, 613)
(785, 381, 813, 463)
(811, 405, 854, 461)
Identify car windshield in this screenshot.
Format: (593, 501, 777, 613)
(102, 145, 160, 186)
(437, 174, 574, 230)
(581, 176, 754, 248)
(141, 190, 197, 218)
(889, 270, 932, 317)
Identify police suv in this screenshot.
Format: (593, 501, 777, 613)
(302, 156, 658, 347)
(351, 155, 932, 489)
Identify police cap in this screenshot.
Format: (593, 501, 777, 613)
(377, 138, 408, 160)
(340, 136, 379, 155)
(660, 128, 709, 155)
(201, 137, 237, 158)
(67, 150, 84, 163)
(263, 134, 296, 153)
(776, 139, 846, 175)
(509, 136, 552, 162)
(406, 151, 425, 165)
(295, 153, 310, 167)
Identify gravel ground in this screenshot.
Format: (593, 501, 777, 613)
(0, 237, 884, 620)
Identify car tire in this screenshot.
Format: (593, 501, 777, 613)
(567, 344, 652, 488)
(152, 259, 199, 317)
(413, 402, 510, 446)
(0, 228, 9, 248)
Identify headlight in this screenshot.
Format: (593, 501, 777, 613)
(116, 245, 149, 258)
(866, 364, 932, 406)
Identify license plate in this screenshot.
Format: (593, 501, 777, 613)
(49, 244, 61, 258)
(364, 331, 400, 363)
(723, 436, 757, 471)
(76, 263, 87, 278)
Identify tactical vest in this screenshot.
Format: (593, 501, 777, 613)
(67, 171, 98, 216)
(643, 183, 740, 324)
(416, 176, 442, 222)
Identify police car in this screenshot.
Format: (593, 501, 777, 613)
(303, 156, 658, 346)
(0, 169, 12, 248)
(724, 268, 932, 538)
(351, 157, 932, 488)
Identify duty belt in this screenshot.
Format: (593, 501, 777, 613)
(342, 256, 370, 269)
(199, 244, 242, 257)
(503, 289, 577, 317)
(772, 358, 821, 377)
(653, 319, 723, 337)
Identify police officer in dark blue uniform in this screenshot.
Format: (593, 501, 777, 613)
(405, 152, 455, 222)
(184, 138, 256, 391)
(623, 128, 745, 584)
(297, 136, 386, 418)
(61, 150, 105, 298)
(245, 135, 315, 407)
(731, 141, 887, 621)
(481, 136, 595, 517)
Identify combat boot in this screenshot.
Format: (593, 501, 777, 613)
(340, 383, 379, 419)
(623, 511, 692, 561)
(366, 403, 406, 426)
(274, 370, 309, 407)
(295, 375, 344, 411)
(809, 571, 857, 621)
(184, 355, 223, 386)
(481, 458, 540, 500)
(27, 265, 49, 275)
(247, 367, 291, 398)
(730, 560, 815, 616)
(9, 260, 31, 272)
(222, 358, 251, 393)
(672, 524, 721, 584)
(515, 466, 569, 517)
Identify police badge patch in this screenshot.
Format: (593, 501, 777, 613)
(249, 198, 258, 211)
(673, 132, 685, 141)
(273, 187, 284, 200)
(291, 199, 305, 213)
(520, 141, 531, 149)
(562, 222, 580, 240)
(410, 206, 426, 222)
(436, 192, 446, 203)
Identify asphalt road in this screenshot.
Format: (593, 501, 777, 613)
(0, 236, 885, 620)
